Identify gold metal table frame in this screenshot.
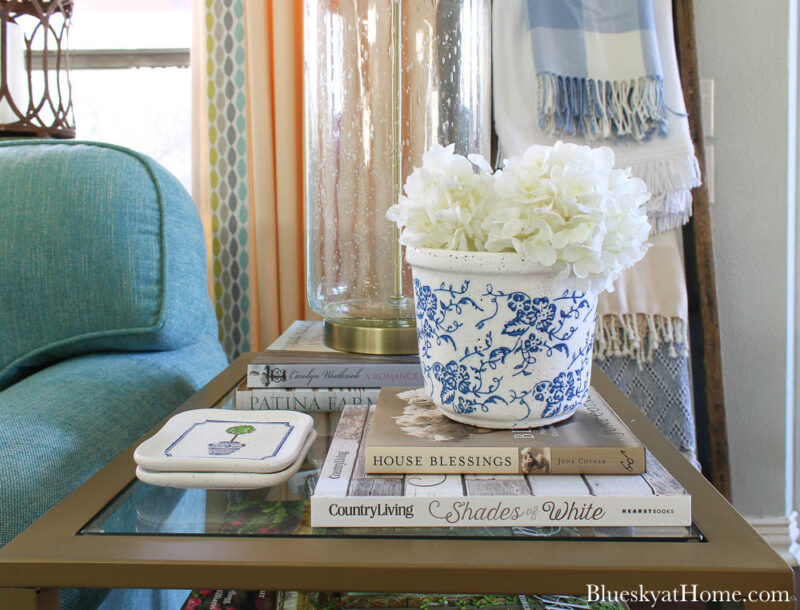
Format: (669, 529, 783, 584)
(0, 356, 793, 609)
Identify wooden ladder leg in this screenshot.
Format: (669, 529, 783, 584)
(673, 0, 732, 501)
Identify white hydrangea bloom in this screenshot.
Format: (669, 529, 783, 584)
(386, 144, 496, 251)
(387, 141, 651, 292)
(484, 142, 651, 291)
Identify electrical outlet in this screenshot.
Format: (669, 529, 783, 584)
(700, 78, 715, 139)
(705, 144, 715, 204)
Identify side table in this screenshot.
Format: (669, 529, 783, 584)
(0, 356, 793, 609)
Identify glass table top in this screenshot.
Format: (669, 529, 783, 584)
(80, 389, 703, 543)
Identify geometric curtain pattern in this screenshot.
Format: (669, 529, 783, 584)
(204, 0, 253, 359)
(597, 346, 697, 462)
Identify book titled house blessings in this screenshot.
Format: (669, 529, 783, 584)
(365, 387, 645, 475)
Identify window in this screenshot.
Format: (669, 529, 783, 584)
(44, 0, 193, 190)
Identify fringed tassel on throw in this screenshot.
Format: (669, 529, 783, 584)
(629, 153, 702, 194)
(646, 189, 692, 215)
(594, 314, 689, 368)
(537, 72, 667, 142)
(646, 189, 693, 234)
(648, 208, 693, 234)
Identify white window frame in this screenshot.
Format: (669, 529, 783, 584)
(32, 49, 190, 70)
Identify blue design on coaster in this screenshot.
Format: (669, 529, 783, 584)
(164, 420, 293, 460)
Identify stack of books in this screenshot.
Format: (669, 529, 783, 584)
(237, 321, 690, 529)
(235, 321, 422, 413)
(311, 387, 691, 528)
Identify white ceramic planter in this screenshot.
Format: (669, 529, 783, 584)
(407, 247, 598, 429)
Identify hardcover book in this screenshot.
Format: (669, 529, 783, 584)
(235, 380, 380, 411)
(311, 404, 691, 528)
(365, 388, 645, 475)
(180, 589, 276, 610)
(247, 350, 423, 389)
(247, 321, 422, 389)
(265, 320, 335, 352)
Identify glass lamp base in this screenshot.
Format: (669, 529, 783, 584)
(323, 320, 418, 355)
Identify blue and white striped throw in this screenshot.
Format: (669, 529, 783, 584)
(529, 0, 666, 141)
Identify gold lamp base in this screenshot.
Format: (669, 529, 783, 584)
(323, 320, 418, 355)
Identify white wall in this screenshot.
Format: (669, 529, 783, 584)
(694, 0, 794, 517)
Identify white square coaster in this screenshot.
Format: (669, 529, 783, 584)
(134, 409, 314, 474)
(136, 429, 318, 490)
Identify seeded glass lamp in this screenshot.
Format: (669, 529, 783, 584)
(0, 0, 74, 138)
(304, 0, 491, 354)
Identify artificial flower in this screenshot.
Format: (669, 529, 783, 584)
(387, 141, 651, 292)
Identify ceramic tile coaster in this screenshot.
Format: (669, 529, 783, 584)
(134, 409, 314, 474)
(136, 429, 317, 490)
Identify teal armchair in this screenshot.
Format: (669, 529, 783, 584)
(0, 140, 229, 609)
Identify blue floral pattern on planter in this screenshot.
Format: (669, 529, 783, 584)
(414, 278, 596, 424)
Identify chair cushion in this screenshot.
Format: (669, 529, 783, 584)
(0, 333, 228, 550)
(0, 140, 212, 390)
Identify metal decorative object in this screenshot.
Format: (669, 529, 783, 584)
(304, 0, 491, 354)
(0, 0, 74, 138)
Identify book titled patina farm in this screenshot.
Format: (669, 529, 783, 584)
(365, 387, 645, 475)
(234, 380, 380, 412)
